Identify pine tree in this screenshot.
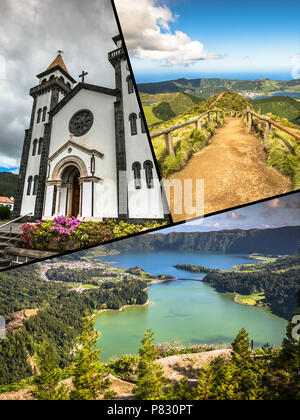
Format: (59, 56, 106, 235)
(134, 329, 167, 400)
(31, 341, 68, 400)
(231, 328, 251, 363)
(70, 314, 112, 400)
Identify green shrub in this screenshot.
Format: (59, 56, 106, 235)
(205, 121, 216, 135)
(268, 148, 297, 177)
(0, 205, 11, 220)
(107, 355, 140, 381)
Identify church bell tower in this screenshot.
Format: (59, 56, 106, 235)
(13, 53, 76, 220)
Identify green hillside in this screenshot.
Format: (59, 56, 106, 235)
(141, 92, 203, 125)
(138, 77, 300, 99)
(251, 96, 300, 125)
(0, 172, 18, 197)
(186, 91, 251, 114)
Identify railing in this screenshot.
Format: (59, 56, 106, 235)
(150, 110, 224, 156)
(0, 213, 32, 245)
(108, 48, 124, 61)
(246, 109, 299, 154)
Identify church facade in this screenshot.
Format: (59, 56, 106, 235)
(13, 36, 167, 223)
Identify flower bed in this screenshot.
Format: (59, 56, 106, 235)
(21, 216, 165, 251)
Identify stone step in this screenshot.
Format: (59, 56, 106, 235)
(5, 247, 57, 265)
(0, 258, 11, 268)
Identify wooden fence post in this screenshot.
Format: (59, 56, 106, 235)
(264, 121, 270, 141)
(196, 118, 202, 130)
(164, 132, 175, 156)
(247, 113, 252, 133)
(207, 112, 210, 122)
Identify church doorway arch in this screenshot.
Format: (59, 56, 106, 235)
(61, 165, 81, 217)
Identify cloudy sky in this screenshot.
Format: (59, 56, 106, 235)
(116, 0, 300, 82)
(0, 0, 118, 172)
(160, 193, 300, 233)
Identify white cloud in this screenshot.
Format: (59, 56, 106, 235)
(0, 155, 19, 169)
(115, 0, 221, 66)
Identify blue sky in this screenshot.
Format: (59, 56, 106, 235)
(116, 0, 300, 83)
(160, 193, 300, 233)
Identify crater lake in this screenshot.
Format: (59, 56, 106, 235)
(95, 251, 287, 361)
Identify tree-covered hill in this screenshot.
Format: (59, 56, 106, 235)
(0, 172, 18, 197)
(251, 96, 300, 125)
(186, 91, 251, 114)
(141, 92, 204, 125)
(138, 77, 300, 98)
(94, 226, 300, 256)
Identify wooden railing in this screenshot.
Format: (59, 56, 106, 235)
(150, 110, 224, 155)
(246, 109, 300, 154)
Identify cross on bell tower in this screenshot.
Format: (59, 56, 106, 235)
(79, 70, 88, 83)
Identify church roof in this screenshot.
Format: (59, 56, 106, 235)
(36, 54, 77, 84)
(50, 82, 117, 117)
(47, 54, 70, 74)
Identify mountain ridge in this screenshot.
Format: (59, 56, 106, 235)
(98, 225, 300, 256)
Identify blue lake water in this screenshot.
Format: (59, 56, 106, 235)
(254, 92, 300, 100)
(95, 251, 288, 361)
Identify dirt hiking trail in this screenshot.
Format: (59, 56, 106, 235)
(168, 117, 292, 222)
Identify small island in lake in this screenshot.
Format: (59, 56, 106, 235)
(174, 264, 220, 274)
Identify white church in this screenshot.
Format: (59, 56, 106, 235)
(13, 35, 167, 223)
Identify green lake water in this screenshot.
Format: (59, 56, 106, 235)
(95, 251, 288, 361)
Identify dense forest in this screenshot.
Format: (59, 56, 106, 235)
(202, 256, 300, 320)
(98, 226, 300, 255)
(0, 265, 147, 385)
(0, 172, 18, 197)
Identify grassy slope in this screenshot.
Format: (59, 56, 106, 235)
(251, 96, 300, 126)
(141, 92, 204, 125)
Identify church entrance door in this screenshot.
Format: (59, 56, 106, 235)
(71, 172, 80, 217)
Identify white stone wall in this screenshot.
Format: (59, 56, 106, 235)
(120, 58, 164, 219)
(45, 88, 118, 219)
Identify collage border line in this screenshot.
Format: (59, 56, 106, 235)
(0, 0, 298, 274)
(1, 189, 298, 273)
(111, 0, 173, 225)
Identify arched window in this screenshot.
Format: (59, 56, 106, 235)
(42, 106, 47, 122)
(27, 176, 33, 195)
(38, 138, 43, 155)
(33, 175, 39, 196)
(42, 78, 47, 84)
(60, 76, 64, 83)
(127, 75, 134, 94)
(132, 162, 141, 190)
(66, 82, 71, 88)
(37, 108, 42, 123)
(50, 75, 55, 80)
(32, 139, 38, 156)
(139, 112, 146, 133)
(129, 113, 137, 136)
(143, 160, 154, 189)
